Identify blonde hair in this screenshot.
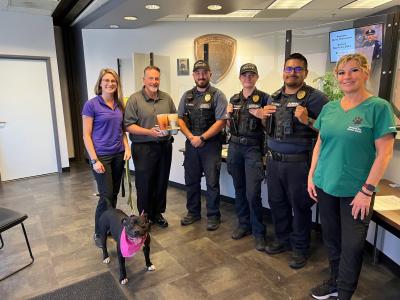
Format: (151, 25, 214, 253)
(94, 68, 124, 111)
(334, 53, 370, 76)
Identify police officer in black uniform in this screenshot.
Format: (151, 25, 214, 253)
(178, 60, 228, 231)
(362, 29, 382, 60)
(227, 63, 269, 251)
(264, 53, 328, 269)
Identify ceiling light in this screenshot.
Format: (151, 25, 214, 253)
(145, 4, 160, 10)
(109, 25, 119, 29)
(124, 16, 138, 21)
(268, 0, 313, 9)
(341, 0, 392, 9)
(207, 5, 222, 11)
(226, 10, 261, 17)
(188, 9, 261, 19)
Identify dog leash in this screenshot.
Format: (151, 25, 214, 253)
(121, 159, 135, 214)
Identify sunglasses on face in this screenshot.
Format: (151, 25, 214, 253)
(284, 66, 304, 73)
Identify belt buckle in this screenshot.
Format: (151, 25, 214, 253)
(239, 137, 247, 145)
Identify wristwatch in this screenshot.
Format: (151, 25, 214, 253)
(200, 135, 206, 142)
(363, 183, 376, 193)
(90, 158, 98, 165)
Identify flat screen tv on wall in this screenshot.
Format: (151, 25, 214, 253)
(329, 23, 383, 63)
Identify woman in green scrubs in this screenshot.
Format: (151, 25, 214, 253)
(307, 53, 396, 300)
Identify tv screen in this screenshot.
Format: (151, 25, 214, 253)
(329, 23, 383, 63)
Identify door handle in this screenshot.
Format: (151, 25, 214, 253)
(0, 121, 6, 127)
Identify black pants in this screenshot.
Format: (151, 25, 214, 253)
(93, 152, 125, 234)
(132, 141, 172, 218)
(316, 187, 374, 300)
(184, 138, 222, 218)
(227, 142, 265, 238)
(267, 159, 314, 254)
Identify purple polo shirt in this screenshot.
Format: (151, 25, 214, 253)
(82, 95, 125, 155)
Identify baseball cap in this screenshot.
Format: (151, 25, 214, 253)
(193, 60, 210, 72)
(240, 63, 258, 75)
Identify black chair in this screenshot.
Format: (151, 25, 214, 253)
(0, 207, 34, 281)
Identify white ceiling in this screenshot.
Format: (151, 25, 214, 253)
(0, 0, 399, 27)
(0, 0, 60, 16)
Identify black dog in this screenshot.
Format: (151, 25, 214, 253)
(98, 208, 155, 284)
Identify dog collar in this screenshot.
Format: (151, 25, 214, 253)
(120, 227, 146, 258)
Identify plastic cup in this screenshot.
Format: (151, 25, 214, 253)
(168, 113, 178, 128)
(156, 114, 169, 130)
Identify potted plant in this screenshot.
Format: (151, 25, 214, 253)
(313, 71, 343, 101)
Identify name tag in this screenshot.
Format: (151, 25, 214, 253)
(248, 104, 261, 109)
(200, 103, 211, 109)
(233, 105, 242, 109)
(271, 102, 281, 106)
(287, 102, 299, 108)
(186, 103, 195, 107)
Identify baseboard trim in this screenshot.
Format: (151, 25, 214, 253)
(62, 167, 70, 172)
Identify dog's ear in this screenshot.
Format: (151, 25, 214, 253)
(142, 213, 149, 222)
(122, 218, 128, 225)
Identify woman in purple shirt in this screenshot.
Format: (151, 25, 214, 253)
(82, 68, 131, 247)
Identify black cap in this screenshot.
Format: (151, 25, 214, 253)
(193, 60, 210, 72)
(240, 63, 258, 75)
(365, 29, 376, 36)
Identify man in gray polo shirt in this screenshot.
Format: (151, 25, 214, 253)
(124, 66, 176, 228)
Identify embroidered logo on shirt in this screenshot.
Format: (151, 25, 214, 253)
(347, 116, 363, 133)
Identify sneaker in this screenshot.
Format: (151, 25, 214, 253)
(93, 233, 102, 248)
(265, 241, 291, 255)
(207, 217, 221, 231)
(289, 251, 307, 269)
(231, 227, 251, 240)
(181, 213, 201, 226)
(310, 278, 338, 300)
(255, 237, 266, 251)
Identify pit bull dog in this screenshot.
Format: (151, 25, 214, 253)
(98, 209, 155, 284)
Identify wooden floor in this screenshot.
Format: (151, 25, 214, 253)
(0, 162, 399, 299)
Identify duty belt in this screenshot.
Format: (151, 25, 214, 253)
(230, 135, 260, 146)
(268, 150, 309, 162)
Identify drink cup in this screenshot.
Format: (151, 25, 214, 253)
(156, 114, 169, 130)
(168, 113, 178, 128)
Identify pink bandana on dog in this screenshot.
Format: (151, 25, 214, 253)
(120, 227, 147, 258)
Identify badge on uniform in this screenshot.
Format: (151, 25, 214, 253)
(252, 95, 260, 103)
(205, 94, 211, 102)
(296, 90, 306, 100)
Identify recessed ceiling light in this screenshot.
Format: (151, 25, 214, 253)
(207, 5, 222, 11)
(268, 0, 313, 9)
(124, 16, 138, 21)
(145, 4, 160, 10)
(342, 0, 392, 9)
(109, 24, 119, 29)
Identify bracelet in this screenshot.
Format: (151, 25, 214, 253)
(359, 189, 372, 197)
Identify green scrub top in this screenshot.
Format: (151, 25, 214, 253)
(313, 96, 397, 197)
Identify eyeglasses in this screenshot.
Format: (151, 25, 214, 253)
(284, 66, 304, 73)
(102, 79, 117, 84)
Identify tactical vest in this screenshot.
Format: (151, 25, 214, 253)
(268, 85, 317, 144)
(183, 86, 217, 136)
(230, 90, 264, 138)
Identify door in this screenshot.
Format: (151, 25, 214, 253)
(0, 57, 59, 181)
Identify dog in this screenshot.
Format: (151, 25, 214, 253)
(98, 208, 155, 284)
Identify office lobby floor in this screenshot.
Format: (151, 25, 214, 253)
(0, 162, 399, 300)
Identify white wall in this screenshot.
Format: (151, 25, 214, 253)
(83, 20, 400, 265)
(0, 10, 69, 168)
